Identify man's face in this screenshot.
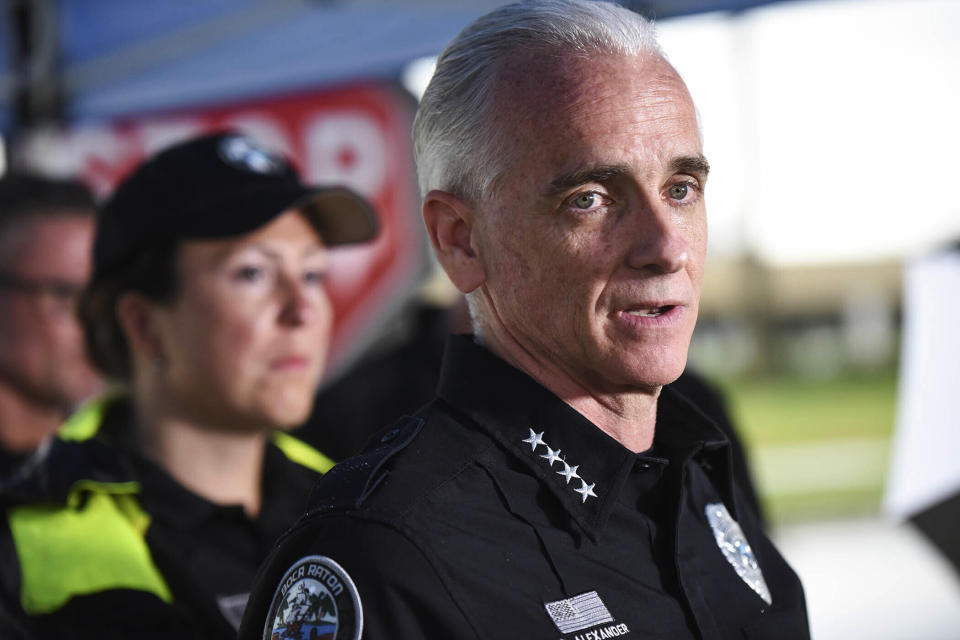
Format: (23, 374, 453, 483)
(0, 214, 101, 409)
(472, 53, 708, 394)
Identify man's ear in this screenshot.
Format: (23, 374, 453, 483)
(422, 190, 486, 294)
(115, 292, 167, 365)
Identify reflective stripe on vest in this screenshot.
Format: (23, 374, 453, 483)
(61, 396, 336, 475)
(7, 486, 173, 615)
(8, 397, 333, 614)
(269, 431, 336, 474)
(57, 395, 113, 442)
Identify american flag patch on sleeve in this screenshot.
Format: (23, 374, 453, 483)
(544, 590, 614, 633)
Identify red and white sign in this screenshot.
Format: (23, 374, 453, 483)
(18, 83, 427, 374)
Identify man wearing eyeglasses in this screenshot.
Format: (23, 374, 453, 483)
(0, 173, 101, 477)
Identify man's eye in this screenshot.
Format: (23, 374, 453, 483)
(571, 192, 600, 209)
(668, 184, 689, 200)
(667, 181, 700, 203)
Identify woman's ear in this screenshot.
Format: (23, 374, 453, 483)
(422, 190, 486, 294)
(115, 292, 167, 366)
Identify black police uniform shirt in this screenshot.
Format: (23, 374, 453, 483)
(0, 398, 324, 640)
(239, 336, 810, 640)
(301, 303, 768, 529)
(0, 446, 31, 482)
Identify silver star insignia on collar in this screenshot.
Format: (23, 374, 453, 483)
(522, 429, 546, 452)
(540, 446, 563, 467)
(557, 462, 580, 484)
(575, 480, 598, 503)
(522, 430, 596, 505)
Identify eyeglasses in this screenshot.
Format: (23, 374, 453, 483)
(0, 272, 85, 315)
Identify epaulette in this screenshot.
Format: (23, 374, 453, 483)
(303, 416, 424, 518)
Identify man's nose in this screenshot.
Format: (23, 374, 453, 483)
(624, 200, 690, 274)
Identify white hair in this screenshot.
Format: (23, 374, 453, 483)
(412, 0, 663, 203)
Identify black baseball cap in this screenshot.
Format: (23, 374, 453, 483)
(92, 131, 379, 281)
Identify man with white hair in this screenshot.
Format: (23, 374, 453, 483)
(240, 2, 810, 638)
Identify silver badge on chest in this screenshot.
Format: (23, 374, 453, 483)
(705, 503, 772, 605)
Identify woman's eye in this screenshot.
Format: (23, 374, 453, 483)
(234, 265, 264, 282)
(303, 270, 327, 285)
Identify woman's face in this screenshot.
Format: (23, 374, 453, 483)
(152, 210, 332, 432)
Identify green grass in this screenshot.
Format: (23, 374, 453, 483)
(716, 371, 898, 446)
(763, 487, 886, 525)
(711, 371, 899, 524)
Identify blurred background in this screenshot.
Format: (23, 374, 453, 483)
(0, 0, 957, 637)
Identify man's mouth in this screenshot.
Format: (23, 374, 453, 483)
(625, 305, 675, 318)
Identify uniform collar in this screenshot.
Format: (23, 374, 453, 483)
(130, 442, 315, 537)
(436, 335, 734, 538)
(99, 401, 317, 536)
(1, 397, 318, 539)
(655, 384, 739, 518)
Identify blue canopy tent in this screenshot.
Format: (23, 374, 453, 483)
(0, 0, 804, 136)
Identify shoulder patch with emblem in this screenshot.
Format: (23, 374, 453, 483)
(263, 555, 362, 640)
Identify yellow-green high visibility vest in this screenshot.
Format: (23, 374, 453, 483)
(6, 397, 334, 615)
